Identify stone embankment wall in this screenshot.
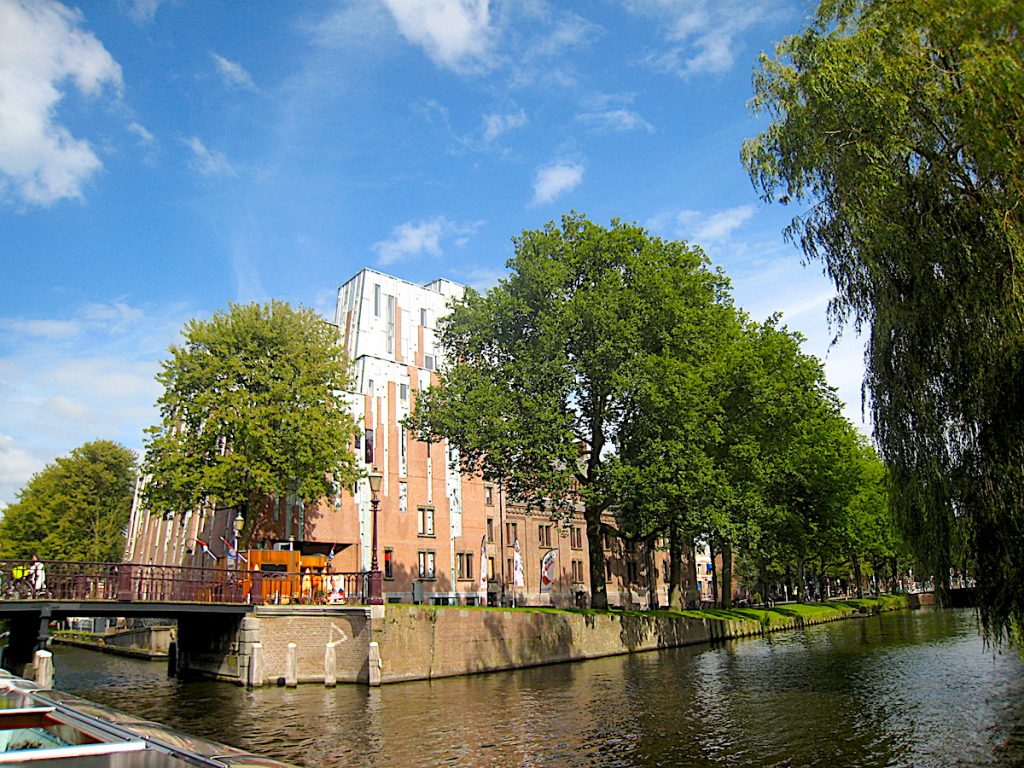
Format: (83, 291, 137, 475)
(376, 607, 759, 683)
(53, 626, 175, 658)
(185, 597, 919, 687)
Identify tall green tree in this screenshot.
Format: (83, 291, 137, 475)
(841, 440, 896, 598)
(142, 301, 360, 543)
(743, 0, 1024, 640)
(0, 440, 137, 562)
(713, 319, 861, 605)
(407, 214, 733, 609)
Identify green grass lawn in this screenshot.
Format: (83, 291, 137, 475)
(384, 594, 910, 627)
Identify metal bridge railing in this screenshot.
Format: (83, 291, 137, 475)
(0, 560, 368, 606)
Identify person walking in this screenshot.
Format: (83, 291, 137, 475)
(29, 555, 46, 596)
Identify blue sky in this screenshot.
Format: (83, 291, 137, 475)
(0, 0, 868, 507)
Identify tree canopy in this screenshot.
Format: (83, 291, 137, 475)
(743, 0, 1024, 640)
(0, 440, 137, 562)
(407, 213, 735, 609)
(142, 301, 360, 543)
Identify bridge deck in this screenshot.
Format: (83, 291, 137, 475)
(0, 558, 367, 609)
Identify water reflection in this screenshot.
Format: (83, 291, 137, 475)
(53, 608, 1024, 768)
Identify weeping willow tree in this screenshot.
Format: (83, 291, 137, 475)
(743, 0, 1023, 642)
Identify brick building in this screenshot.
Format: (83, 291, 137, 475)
(125, 268, 693, 607)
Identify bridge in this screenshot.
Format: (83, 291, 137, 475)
(0, 559, 369, 677)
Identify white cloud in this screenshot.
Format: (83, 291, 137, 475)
(183, 136, 236, 177)
(521, 9, 602, 60)
(576, 108, 654, 133)
(373, 215, 482, 266)
(307, 2, 391, 51)
(128, 121, 155, 145)
(382, 0, 494, 74)
(0, 0, 123, 206)
(482, 109, 527, 142)
(670, 204, 757, 244)
(0, 301, 147, 340)
(531, 161, 584, 205)
(627, 0, 775, 78)
(45, 395, 94, 422)
(0, 317, 81, 339)
(0, 300, 188, 506)
(81, 301, 146, 330)
(212, 52, 256, 91)
(124, 0, 164, 25)
(0, 435, 44, 489)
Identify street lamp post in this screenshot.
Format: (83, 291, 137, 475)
(367, 467, 384, 605)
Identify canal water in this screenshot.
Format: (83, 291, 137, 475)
(51, 608, 1024, 768)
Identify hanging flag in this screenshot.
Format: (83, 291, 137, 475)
(540, 548, 557, 593)
(513, 539, 525, 587)
(219, 536, 247, 564)
(194, 538, 218, 561)
(478, 534, 488, 603)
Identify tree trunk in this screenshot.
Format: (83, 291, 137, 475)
(721, 541, 733, 609)
(818, 556, 827, 601)
(686, 538, 698, 608)
(797, 558, 806, 602)
(668, 525, 683, 610)
(585, 504, 608, 610)
(710, 541, 719, 607)
(645, 537, 658, 610)
(851, 552, 864, 599)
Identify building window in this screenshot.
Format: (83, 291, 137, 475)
(606, 561, 612, 579)
(488, 556, 495, 580)
(418, 550, 436, 579)
(538, 524, 552, 548)
(506, 558, 513, 581)
(456, 552, 474, 580)
(364, 429, 374, 464)
(418, 506, 435, 536)
(384, 549, 394, 579)
(627, 560, 638, 584)
(506, 521, 518, 545)
(603, 533, 612, 551)
(420, 308, 427, 327)
(374, 283, 381, 317)
(572, 559, 585, 583)
(400, 428, 407, 463)
(386, 295, 395, 354)
(424, 354, 435, 371)
(570, 526, 583, 550)
(367, 378, 374, 394)
(485, 485, 494, 506)
(400, 383, 408, 400)
(486, 517, 494, 544)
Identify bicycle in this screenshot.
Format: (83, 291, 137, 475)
(1, 565, 34, 599)
(0, 562, 50, 599)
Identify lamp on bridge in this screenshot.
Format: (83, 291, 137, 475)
(367, 467, 384, 605)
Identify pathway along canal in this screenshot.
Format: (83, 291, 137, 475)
(52, 607, 1024, 768)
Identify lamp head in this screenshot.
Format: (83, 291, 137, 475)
(368, 467, 383, 494)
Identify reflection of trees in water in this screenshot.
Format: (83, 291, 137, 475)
(51, 610, 1024, 768)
